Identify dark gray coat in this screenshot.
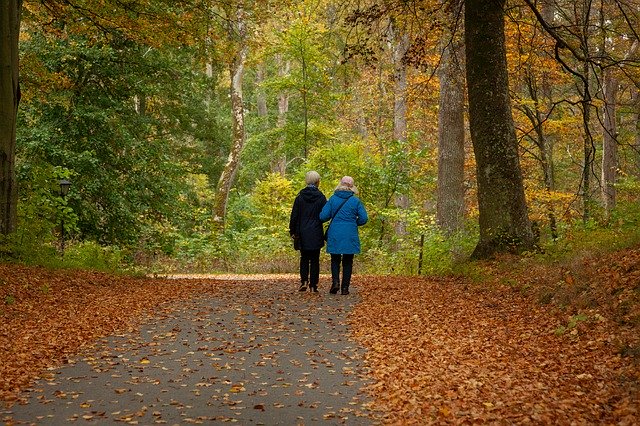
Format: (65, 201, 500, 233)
(289, 185, 327, 251)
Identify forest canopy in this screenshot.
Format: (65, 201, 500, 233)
(1, 0, 639, 273)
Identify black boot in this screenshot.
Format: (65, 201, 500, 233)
(298, 281, 308, 292)
(341, 278, 350, 295)
(329, 279, 339, 294)
(310, 284, 319, 293)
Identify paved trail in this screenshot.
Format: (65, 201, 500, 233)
(3, 279, 374, 425)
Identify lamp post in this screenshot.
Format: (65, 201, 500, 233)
(59, 179, 71, 257)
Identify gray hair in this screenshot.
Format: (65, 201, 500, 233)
(305, 170, 321, 185)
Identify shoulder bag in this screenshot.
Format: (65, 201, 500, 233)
(324, 195, 352, 241)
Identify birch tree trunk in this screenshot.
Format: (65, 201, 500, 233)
(465, 0, 535, 258)
(436, 0, 465, 234)
(212, 9, 248, 229)
(0, 0, 21, 236)
(601, 68, 618, 216)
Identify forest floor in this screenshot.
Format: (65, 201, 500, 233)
(0, 246, 639, 424)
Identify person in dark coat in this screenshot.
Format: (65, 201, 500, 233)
(289, 171, 327, 292)
(319, 176, 368, 295)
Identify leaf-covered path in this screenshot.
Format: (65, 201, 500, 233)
(1, 254, 639, 424)
(2, 277, 373, 424)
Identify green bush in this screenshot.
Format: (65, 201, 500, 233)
(59, 241, 128, 273)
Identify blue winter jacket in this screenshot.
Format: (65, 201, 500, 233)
(320, 190, 368, 254)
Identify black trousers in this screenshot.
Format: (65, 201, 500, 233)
(300, 249, 321, 286)
(331, 254, 354, 289)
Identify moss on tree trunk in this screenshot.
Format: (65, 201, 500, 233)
(465, 0, 535, 258)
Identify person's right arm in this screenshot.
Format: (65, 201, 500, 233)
(289, 196, 300, 236)
(319, 197, 332, 223)
(356, 199, 368, 226)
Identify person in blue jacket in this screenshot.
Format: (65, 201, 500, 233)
(289, 171, 327, 292)
(320, 176, 368, 295)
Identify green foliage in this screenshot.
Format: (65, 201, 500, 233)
(170, 226, 296, 274)
(17, 22, 222, 257)
(11, 0, 640, 277)
(60, 241, 128, 273)
(538, 199, 640, 263)
(304, 138, 370, 189)
(554, 313, 589, 336)
(252, 173, 297, 232)
(360, 222, 478, 276)
(0, 234, 129, 273)
(167, 174, 297, 273)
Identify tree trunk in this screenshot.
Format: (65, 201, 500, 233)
(521, 73, 558, 240)
(212, 10, 248, 229)
(633, 89, 640, 176)
(300, 45, 309, 157)
(436, 0, 465, 234)
(581, 60, 594, 222)
(0, 0, 21, 236)
(601, 68, 618, 216)
(271, 55, 289, 175)
(391, 25, 409, 143)
(465, 0, 535, 258)
(389, 20, 410, 236)
(255, 63, 268, 118)
(539, 0, 558, 239)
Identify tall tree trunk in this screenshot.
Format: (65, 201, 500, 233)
(299, 45, 309, 157)
(581, 60, 594, 222)
(601, 68, 618, 216)
(271, 55, 289, 175)
(389, 20, 410, 236)
(465, 0, 535, 258)
(391, 25, 408, 143)
(212, 10, 248, 229)
(521, 72, 558, 240)
(577, 3, 596, 223)
(0, 0, 21, 236)
(633, 89, 640, 176)
(255, 63, 268, 118)
(436, 0, 465, 234)
(539, 0, 558, 239)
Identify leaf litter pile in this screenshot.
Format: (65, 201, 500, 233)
(351, 247, 640, 424)
(1, 247, 639, 424)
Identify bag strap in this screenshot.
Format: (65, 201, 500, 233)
(326, 194, 353, 233)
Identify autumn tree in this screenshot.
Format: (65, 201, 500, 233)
(435, 0, 466, 234)
(522, 0, 640, 221)
(465, 0, 535, 258)
(509, 1, 563, 240)
(17, 0, 220, 247)
(212, 4, 249, 230)
(0, 0, 21, 236)
(601, 39, 638, 216)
